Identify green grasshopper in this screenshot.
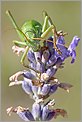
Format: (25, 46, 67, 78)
(6, 10, 60, 67)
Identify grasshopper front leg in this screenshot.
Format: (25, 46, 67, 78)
(13, 40, 27, 47)
(20, 46, 29, 65)
(12, 40, 29, 66)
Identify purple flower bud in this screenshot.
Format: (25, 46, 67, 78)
(41, 84, 51, 96)
(42, 50, 50, 64)
(46, 54, 57, 67)
(41, 105, 51, 121)
(18, 110, 35, 121)
(55, 57, 63, 68)
(68, 36, 80, 63)
(56, 44, 70, 61)
(57, 36, 65, 45)
(46, 66, 57, 78)
(32, 85, 38, 97)
(36, 61, 45, 73)
(68, 36, 80, 51)
(22, 79, 33, 96)
(30, 60, 45, 73)
(17, 111, 30, 121)
(32, 102, 41, 120)
(49, 84, 59, 94)
(45, 110, 55, 120)
(23, 71, 36, 80)
(29, 62, 37, 70)
(27, 50, 36, 63)
(70, 50, 76, 63)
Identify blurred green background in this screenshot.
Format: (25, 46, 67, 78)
(1, 1, 81, 122)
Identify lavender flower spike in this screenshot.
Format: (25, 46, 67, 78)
(6, 10, 80, 122)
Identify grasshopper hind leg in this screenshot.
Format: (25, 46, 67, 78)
(42, 10, 62, 54)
